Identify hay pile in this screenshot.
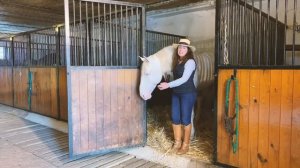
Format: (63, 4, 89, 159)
(146, 106, 214, 162)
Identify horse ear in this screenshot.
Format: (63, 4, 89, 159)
(139, 56, 149, 62)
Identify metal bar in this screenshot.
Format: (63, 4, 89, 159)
(275, 0, 278, 65)
(104, 4, 107, 66)
(250, 0, 254, 65)
(73, 0, 77, 66)
(136, 7, 138, 63)
(266, 0, 270, 65)
(81, 0, 143, 7)
(63, 0, 73, 158)
(213, 0, 221, 161)
(126, 6, 128, 66)
(110, 4, 112, 66)
(258, 0, 262, 65)
(98, 3, 101, 66)
(237, 0, 240, 64)
(80, 1, 83, 66)
(92, 2, 95, 66)
(86, 1, 90, 66)
(141, 6, 145, 67)
(292, 0, 297, 65)
(28, 34, 31, 66)
(284, 0, 287, 64)
(115, 4, 118, 66)
(131, 7, 134, 65)
(120, 5, 123, 65)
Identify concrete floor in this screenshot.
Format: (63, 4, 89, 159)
(0, 104, 220, 168)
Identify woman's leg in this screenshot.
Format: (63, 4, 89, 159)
(177, 92, 196, 154)
(171, 93, 182, 151)
(177, 124, 191, 154)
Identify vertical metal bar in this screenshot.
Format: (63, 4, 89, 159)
(136, 7, 139, 62)
(86, 1, 89, 66)
(11, 38, 14, 66)
(292, 0, 297, 65)
(73, 0, 76, 66)
(141, 6, 145, 68)
(28, 34, 31, 66)
(284, 0, 288, 64)
(214, 0, 220, 160)
(250, 0, 254, 65)
(131, 7, 134, 65)
(98, 3, 101, 66)
(92, 2, 95, 66)
(104, 4, 107, 66)
(229, 0, 233, 64)
(115, 4, 118, 66)
(109, 4, 112, 66)
(237, 0, 240, 64)
(258, 0, 262, 65)
(126, 6, 128, 65)
(244, 0, 247, 64)
(80, 1, 83, 66)
(274, 0, 278, 65)
(120, 5, 124, 65)
(266, 0, 270, 65)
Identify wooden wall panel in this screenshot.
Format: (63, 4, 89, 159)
(217, 69, 234, 165)
(0, 67, 13, 106)
(13, 67, 29, 110)
(30, 68, 58, 118)
(268, 70, 282, 168)
(131, 69, 144, 144)
(291, 70, 300, 168)
(238, 70, 250, 168)
(69, 68, 145, 156)
(248, 70, 260, 168)
(58, 67, 68, 121)
(279, 70, 293, 168)
(258, 70, 270, 168)
(217, 69, 300, 168)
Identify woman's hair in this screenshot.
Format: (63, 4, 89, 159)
(172, 46, 195, 70)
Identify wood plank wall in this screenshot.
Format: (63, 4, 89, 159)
(58, 67, 68, 121)
(30, 68, 59, 118)
(0, 67, 13, 106)
(69, 68, 145, 156)
(13, 67, 29, 110)
(217, 69, 300, 168)
(0, 67, 67, 120)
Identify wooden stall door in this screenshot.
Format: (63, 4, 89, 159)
(217, 69, 300, 168)
(0, 67, 13, 106)
(68, 68, 146, 159)
(30, 67, 59, 118)
(13, 67, 30, 110)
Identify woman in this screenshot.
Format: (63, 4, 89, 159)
(157, 38, 197, 155)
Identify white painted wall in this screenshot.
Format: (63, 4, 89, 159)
(146, 1, 216, 56)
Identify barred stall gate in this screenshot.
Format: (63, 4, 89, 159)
(215, 0, 300, 167)
(64, 0, 146, 158)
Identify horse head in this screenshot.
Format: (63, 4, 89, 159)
(139, 55, 163, 100)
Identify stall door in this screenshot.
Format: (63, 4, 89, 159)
(63, 0, 146, 158)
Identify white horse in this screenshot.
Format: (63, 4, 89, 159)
(140, 45, 213, 138)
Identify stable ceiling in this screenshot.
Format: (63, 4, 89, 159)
(0, 0, 206, 39)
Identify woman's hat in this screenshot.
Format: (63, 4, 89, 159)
(172, 38, 196, 52)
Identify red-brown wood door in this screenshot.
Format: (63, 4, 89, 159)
(67, 68, 146, 158)
(63, 0, 146, 159)
(217, 69, 300, 168)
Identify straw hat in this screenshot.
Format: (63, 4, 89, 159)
(172, 38, 196, 52)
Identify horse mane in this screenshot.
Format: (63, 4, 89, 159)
(150, 46, 175, 75)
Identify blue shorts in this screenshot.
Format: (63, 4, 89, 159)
(171, 92, 197, 126)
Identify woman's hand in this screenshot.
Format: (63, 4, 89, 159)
(157, 82, 169, 90)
